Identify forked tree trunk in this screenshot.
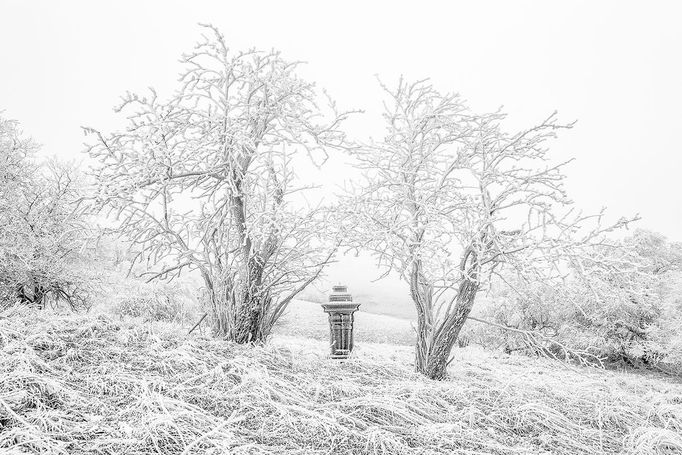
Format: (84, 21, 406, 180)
(204, 191, 280, 343)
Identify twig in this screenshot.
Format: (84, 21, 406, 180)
(188, 313, 208, 335)
(465, 315, 603, 368)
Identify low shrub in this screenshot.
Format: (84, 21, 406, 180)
(463, 232, 682, 372)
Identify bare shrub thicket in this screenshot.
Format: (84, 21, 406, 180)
(465, 230, 682, 371)
(87, 26, 351, 343)
(0, 115, 96, 310)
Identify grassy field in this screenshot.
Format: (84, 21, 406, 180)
(1, 306, 682, 454)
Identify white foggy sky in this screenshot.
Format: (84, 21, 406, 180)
(1, 0, 681, 248)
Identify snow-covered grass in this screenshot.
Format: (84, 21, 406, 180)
(1, 307, 682, 454)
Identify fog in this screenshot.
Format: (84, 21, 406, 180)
(2, 1, 680, 313)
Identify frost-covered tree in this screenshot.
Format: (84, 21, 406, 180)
(86, 26, 351, 342)
(347, 79, 634, 379)
(0, 115, 92, 309)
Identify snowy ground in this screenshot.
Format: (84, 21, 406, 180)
(3, 308, 682, 454)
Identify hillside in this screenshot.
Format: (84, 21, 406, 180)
(1, 308, 682, 454)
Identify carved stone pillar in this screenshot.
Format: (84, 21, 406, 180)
(321, 285, 361, 359)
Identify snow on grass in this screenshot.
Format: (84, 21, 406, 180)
(1, 307, 681, 454)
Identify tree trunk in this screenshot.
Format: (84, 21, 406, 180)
(414, 277, 479, 380)
(204, 268, 274, 344)
(231, 294, 272, 343)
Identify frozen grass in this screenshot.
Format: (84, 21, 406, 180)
(1, 307, 682, 454)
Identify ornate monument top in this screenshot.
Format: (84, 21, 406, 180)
(329, 285, 352, 302)
(322, 284, 360, 313)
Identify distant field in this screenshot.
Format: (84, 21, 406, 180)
(351, 296, 417, 320)
(274, 299, 417, 346)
